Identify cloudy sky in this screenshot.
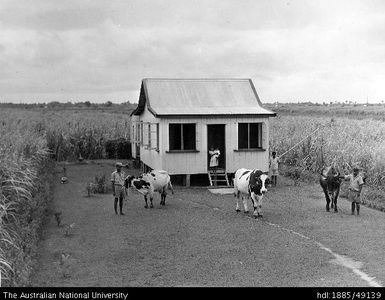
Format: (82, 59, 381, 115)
(1, 0, 385, 103)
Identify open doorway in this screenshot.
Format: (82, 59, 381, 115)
(207, 124, 226, 170)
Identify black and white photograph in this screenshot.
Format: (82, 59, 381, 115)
(1, 0, 385, 293)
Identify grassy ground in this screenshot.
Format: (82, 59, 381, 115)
(30, 160, 385, 287)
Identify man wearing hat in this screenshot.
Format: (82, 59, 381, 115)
(111, 162, 126, 215)
(344, 167, 365, 215)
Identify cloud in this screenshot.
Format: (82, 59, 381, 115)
(0, 0, 385, 103)
(0, 0, 110, 31)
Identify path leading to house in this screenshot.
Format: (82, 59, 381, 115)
(32, 160, 385, 287)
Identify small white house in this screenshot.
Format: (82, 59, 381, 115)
(130, 78, 276, 186)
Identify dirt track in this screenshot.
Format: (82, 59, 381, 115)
(32, 160, 385, 287)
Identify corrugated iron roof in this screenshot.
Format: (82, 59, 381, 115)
(132, 78, 276, 117)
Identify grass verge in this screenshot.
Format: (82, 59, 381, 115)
(1, 160, 55, 287)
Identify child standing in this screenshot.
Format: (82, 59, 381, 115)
(270, 151, 280, 186)
(344, 167, 364, 215)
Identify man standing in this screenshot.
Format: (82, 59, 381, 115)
(111, 162, 126, 215)
(344, 167, 365, 215)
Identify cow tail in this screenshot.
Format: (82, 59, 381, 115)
(233, 177, 238, 197)
(168, 180, 174, 194)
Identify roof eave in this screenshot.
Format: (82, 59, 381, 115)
(152, 113, 277, 118)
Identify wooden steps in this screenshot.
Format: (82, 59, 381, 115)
(208, 168, 230, 187)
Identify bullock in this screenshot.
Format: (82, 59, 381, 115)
(125, 170, 174, 208)
(319, 166, 342, 212)
(233, 168, 270, 218)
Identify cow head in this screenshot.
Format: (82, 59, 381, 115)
(125, 175, 136, 188)
(325, 167, 341, 193)
(326, 173, 341, 191)
(249, 170, 270, 196)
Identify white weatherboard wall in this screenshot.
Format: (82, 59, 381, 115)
(137, 104, 163, 170)
(149, 116, 270, 175)
(131, 115, 139, 159)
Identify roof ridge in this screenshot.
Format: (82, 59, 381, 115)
(143, 78, 251, 81)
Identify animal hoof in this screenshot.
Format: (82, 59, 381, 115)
(236, 209, 240, 212)
(144, 205, 148, 209)
(244, 211, 249, 214)
(334, 209, 338, 213)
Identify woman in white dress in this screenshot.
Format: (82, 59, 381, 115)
(209, 146, 220, 170)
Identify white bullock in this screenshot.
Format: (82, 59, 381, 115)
(125, 170, 174, 208)
(233, 168, 270, 218)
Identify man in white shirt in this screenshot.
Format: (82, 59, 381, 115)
(344, 167, 365, 215)
(111, 162, 126, 215)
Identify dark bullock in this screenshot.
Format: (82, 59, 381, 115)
(320, 166, 342, 212)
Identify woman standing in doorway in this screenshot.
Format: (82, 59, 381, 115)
(209, 146, 220, 171)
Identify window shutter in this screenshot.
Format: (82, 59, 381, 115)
(195, 122, 199, 150)
(143, 122, 149, 148)
(148, 123, 152, 149)
(262, 122, 267, 149)
(156, 123, 159, 151)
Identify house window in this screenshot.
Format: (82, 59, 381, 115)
(147, 123, 160, 151)
(169, 123, 196, 151)
(238, 123, 263, 149)
(135, 123, 140, 143)
(140, 122, 160, 151)
(148, 123, 151, 149)
(156, 123, 159, 151)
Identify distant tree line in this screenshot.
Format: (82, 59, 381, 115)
(0, 101, 137, 112)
